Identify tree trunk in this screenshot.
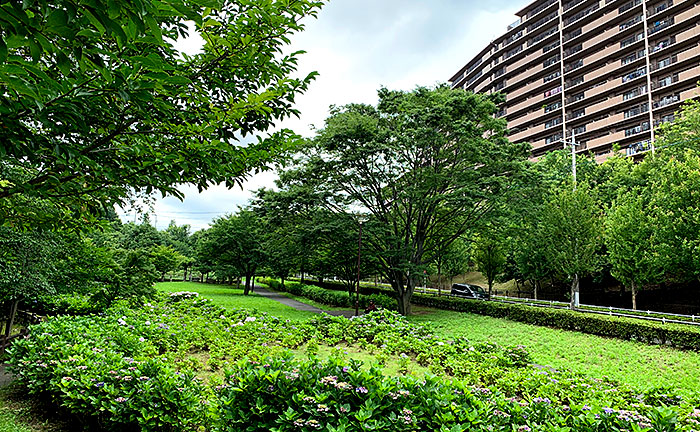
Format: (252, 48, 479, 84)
(244, 273, 251, 295)
(396, 274, 415, 315)
(4, 300, 19, 342)
(161, 272, 166, 282)
(570, 273, 580, 309)
(534, 280, 539, 300)
(487, 279, 493, 298)
(631, 280, 638, 310)
(281, 276, 285, 288)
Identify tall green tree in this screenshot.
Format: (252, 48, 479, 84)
(0, 0, 324, 228)
(541, 183, 603, 309)
(472, 231, 506, 297)
(605, 192, 661, 310)
(290, 85, 529, 314)
(150, 245, 184, 282)
(205, 210, 265, 294)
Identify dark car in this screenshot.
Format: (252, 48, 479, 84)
(450, 283, 490, 300)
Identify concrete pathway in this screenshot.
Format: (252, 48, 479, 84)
(254, 286, 356, 318)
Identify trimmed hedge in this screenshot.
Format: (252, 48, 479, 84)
(259, 278, 396, 311)
(413, 294, 700, 350)
(288, 277, 394, 297)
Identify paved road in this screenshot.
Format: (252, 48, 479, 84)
(254, 286, 356, 318)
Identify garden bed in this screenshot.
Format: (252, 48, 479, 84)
(6, 292, 700, 431)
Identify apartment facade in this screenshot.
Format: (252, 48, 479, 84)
(450, 0, 700, 160)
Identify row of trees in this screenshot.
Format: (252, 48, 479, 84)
(228, 90, 700, 314)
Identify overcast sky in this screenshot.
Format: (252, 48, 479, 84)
(118, 0, 523, 231)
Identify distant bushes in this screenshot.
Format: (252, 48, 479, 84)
(413, 294, 700, 350)
(259, 278, 396, 310)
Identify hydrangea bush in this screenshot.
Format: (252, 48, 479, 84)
(7, 295, 700, 431)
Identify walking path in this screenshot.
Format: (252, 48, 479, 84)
(254, 286, 356, 318)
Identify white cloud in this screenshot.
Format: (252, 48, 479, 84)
(120, 0, 522, 231)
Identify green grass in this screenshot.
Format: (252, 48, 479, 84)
(156, 282, 318, 321)
(408, 307, 700, 394)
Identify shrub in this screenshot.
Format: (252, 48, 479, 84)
(214, 355, 666, 432)
(259, 277, 396, 310)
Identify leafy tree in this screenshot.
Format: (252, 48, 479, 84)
(0, 227, 57, 338)
(93, 249, 158, 307)
(440, 239, 471, 292)
(150, 245, 184, 282)
(540, 183, 602, 309)
(646, 151, 700, 283)
(117, 220, 164, 250)
(288, 85, 529, 314)
(472, 231, 506, 297)
(605, 192, 661, 310)
(0, 0, 324, 228)
(205, 210, 265, 294)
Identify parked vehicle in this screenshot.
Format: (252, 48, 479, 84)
(450, 283, 490, 300)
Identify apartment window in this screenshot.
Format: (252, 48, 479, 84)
(545, 133, 563, 144)
(543, 54, 560, 68)
(566, 75, 584, 89)
(544, 101, 562, 112)
(543, 71, 561, 83)
(620, 15, 642, 31)
(659, 114, 675, 124)
(567, 92, 584, 104)
(651, 37, 674, 53)
(564, 28, 582, 42)
(505, 44, 523, 59)
(494, 80, 506, 91)
(527, 0, 557, 18)
(566, 4, 599, 25)
(565, 44, 582, 57)
(656, 56, 674, 69)
(494, 67, 506, 78)
(621, 49, 645, 65)
(563, 0, 585, 11)
(624, 103, 648, 118)
(622, 85, 647, 100)
(622, 67, 646, 83)
(626, 140, 651, 156)
(618, 0, 642, 14)
(655, 73, 678, 88)
(565, 59, 583, 73)
(571, 125, 586, 135)
(649, 17, 674, 35)
(571, 108, 585, 119)
(624, 121, 650, 137)
(528, 11, 558, 33)
(543, 40, 560, 53)
(529, 25, 559, 46)
(655, 93, 679, 108)
(651, 0, 673, 15)
(504, 31, 524, 46)
(545, 117, 563, 129)
(620, 33, 643, 48)
(544, 86, 563, 97)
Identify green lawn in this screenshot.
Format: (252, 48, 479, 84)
(408, 307, 700, 394)
(156, 282, 318, 321)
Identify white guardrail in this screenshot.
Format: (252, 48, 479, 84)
(409, 286, 700, 327)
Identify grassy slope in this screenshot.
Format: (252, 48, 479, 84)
(408, 307, 700, 394)
(156, 282, 318, 321)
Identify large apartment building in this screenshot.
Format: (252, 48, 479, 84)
(450, 0, 700, 160)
